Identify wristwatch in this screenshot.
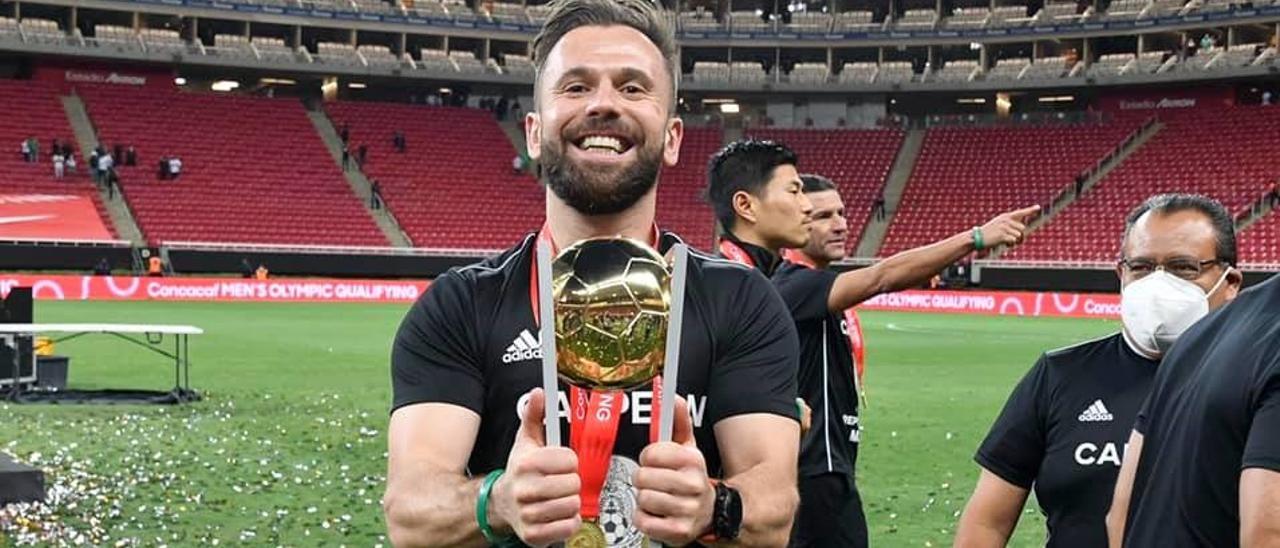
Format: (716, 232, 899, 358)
(699, 481, 743, 544)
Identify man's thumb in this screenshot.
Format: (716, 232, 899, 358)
(517, 388, 548, 447)
(672, 396, 697, 448)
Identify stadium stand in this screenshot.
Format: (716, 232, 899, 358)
(788, 62, 830, 85)
(838, 61, 877, 84)
(945, 7, 991, 29)
(357, 44, 403, 69)
(744, 128, 905, 251)
(1103, 0, 1147, 20)
(989, 5, 1031, 26)
(315, 42, 363, 66)
(140, 28, 191, 55)
(691, 61, 731, 84)
(833, 10, 880, 32)
(679, 7, 722, 32)
(93, 25, 143, 52)
(930, 59, 980, 83)
(248, 37, 299, 64)
(417, 47, 456, 72)
(985, 57, 1032, 80)
(324, 101, 540, 249)
(653, 127, 722, 249)
(729, 10, 770, 33)
(1006, 105, 1280, 262)
(1089, 53, 1136, 78)
(0, 79, 114, 237)
(1238, 210, 1280, 264)
(501, 53, 535, 79)
(526, 3, 553, 25)
(730, 61, 769, 84)
(1021, 55, 1076, 79)
(895, 8, 939, 30)
(484, 1, 529, 24)
(880, 120, 1143, 256)
(876, 61, 916, 84)
(78, 85, 384, 246)
(1035, 0, 1090, 25)
(786, 11, 832, 33)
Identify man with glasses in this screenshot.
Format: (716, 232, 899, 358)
(955, 194, 1241, 547)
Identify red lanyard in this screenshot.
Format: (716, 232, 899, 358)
(717, 238, 755, 267)
(528, 225, 665, 520)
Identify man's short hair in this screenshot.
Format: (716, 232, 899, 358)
(705, 139, 799, 231)
(530, 0, 678, 108)
(800, 173, 837, 194)
(1122, 193, 1238, 266)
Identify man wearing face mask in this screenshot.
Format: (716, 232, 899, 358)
(956, 194, 1241, 547)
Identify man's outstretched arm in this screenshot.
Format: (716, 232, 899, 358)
(827, 205, 1040, 312)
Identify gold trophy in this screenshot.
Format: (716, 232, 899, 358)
(535, 237, 690, 548)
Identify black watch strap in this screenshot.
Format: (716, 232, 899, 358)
(712, 482, 743, 541)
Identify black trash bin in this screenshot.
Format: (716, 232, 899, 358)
(36, 355, 69, 390)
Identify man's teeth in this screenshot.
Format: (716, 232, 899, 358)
(580, 135, 625, 153)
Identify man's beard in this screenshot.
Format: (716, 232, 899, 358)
(540, 133, 662, 216)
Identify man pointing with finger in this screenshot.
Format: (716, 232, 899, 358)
(703, 152, 1038, 547)
(383, 1, 803, 546)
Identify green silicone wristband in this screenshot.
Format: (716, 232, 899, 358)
(972, 226, 985, 251)
(476, 469, 510, 545)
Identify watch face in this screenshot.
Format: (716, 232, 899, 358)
(717, 483, 743, 540)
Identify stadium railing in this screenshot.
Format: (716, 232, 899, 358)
(163, 241, 500, 258)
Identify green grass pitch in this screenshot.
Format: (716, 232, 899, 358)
(0, 301, 1118, 546)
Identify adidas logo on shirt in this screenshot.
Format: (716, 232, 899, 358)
(1077, 399, 1114, 422)
(502, 329, 543, 364)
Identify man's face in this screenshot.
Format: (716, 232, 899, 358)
(1118, 209, 1241, 310)
(743, 164, 812, 249)
(525, 25, 683, 215)
(798, 189, 848, 262)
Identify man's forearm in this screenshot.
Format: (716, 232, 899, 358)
(384, 472, 509, 548)
(872, 230, 973, 294)
(720, 463, 799, 547)
(830, 230, 972, 311)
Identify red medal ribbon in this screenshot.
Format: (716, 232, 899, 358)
(528, 224, 669, 517)
(717, 238, 755, 268)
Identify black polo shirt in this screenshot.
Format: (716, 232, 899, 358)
(391, 232, 801, 547)
(976, 333, 1157, 547)
(1125, 273, 1280, 547)
(771, 261, 862, 479)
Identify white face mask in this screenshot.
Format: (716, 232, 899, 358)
(1121, 268, 1230, 359)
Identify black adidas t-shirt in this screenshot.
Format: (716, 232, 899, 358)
(976, 333, 1157, 547)
(1125, 274, 1280, 547)
(390, 233, 800, 545)
(772, 262, 862, 478)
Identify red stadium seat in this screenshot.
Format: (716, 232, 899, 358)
(0, 79, 115, 238)
(78, 85, 386, 247)
(881, 121, 1143, 257)
(1007, 105, 1280, 264)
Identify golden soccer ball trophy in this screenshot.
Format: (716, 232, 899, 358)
(550, 238, 671, 391)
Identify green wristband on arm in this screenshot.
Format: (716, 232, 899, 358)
(972, 226, 985, 251)
(476, 469, 515, 546)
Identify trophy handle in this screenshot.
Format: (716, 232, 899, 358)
(658, 244, 690, 443)
(536, 241, 562, 448)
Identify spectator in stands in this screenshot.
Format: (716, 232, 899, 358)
(1263, 91, 1273, 106)
(125, 146, 137, 166)
(240, 258, 254, 279)
(1200, 33, 1215, 52)
(52, 150, 65, 180)
(98, 149, 114, 180)
(392, 131, 406, 153)
(105, 168, 119, 199)
(496, 96, 509, 121)
(872, 193, 887, 221)
(158, 156, 170, 180)
(369, 179, 383, 210)
(511, 99, 522, 120)
(94, 257, 111, 276)
(113, 144, 124, 164)
(168, 156, 182, 180)
(51, 139, 61, 159)
(342, 146, 352, 171)
(254, 264, 269, 280)
(89, 148, 101, 183)
(20, 138, 31, 163)
(65, 151, 77, 174)
(1075, 174, 1087, 196)
(511, 153, 526, 174)
(357, 144, 368, 168)
(28, 138, 39, 163)
(340, 123, 350, 145)
(1270, 182, 1280, 208)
